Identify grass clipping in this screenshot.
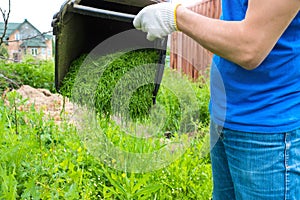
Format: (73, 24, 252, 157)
(60, 49, 169, 122)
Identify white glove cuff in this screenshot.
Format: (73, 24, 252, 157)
(161, 3, 181, 32)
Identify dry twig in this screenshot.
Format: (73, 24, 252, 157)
(0, 0, 11, 46)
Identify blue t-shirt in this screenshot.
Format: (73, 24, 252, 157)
(210, 0, 300, 133)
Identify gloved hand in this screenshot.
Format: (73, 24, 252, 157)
(133, 3, 181, 41)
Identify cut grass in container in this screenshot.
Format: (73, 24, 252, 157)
(60, 49, 159, 119)
(60, 49, 182, 132)
(59, 49, 209, 136)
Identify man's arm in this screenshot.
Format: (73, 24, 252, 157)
(177, 0, 300, 70)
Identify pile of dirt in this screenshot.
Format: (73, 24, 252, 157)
(5, 85, 75, 124)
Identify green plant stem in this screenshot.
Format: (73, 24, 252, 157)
(13, 96, 18, 135)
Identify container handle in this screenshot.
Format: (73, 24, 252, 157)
(71, 3, 136, 23)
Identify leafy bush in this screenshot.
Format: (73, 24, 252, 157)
(0, 58, 55, 94)
(0, 44, 8, 57)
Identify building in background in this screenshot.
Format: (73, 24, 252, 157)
(0, 19, 53, 62)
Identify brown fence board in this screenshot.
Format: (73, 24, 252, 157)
(170, 0, 221, 81)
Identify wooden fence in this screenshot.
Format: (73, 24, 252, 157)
(170, 0, 221, 80)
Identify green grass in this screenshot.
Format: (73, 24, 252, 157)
(60, 50, 210, 133)
(0, 91, 212, 199)
(0, 54, 212, 199)
(0, 56, 55, 94)
(60, 50, 159, 119)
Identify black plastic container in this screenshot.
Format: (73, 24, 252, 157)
(52, 0, 167, 103)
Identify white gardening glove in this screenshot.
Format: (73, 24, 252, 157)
(133, 3, 181, 41)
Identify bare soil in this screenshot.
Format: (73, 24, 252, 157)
(4, 85, 75, 124)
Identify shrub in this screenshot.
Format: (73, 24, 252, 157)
(0, 44, 8, 58)
(0, 59, 55, 94)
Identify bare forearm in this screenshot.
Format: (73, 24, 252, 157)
(176, 2, 300, 70)
(133, 0, 300, 69)
(176, 6, 265, 70)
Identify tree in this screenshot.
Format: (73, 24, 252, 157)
(0, 43, 8, 57)
(0, 0, 11, 46)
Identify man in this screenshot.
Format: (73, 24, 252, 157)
(133, 0, 300, 199)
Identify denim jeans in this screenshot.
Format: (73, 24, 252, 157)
(210, 121, 300, 200)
